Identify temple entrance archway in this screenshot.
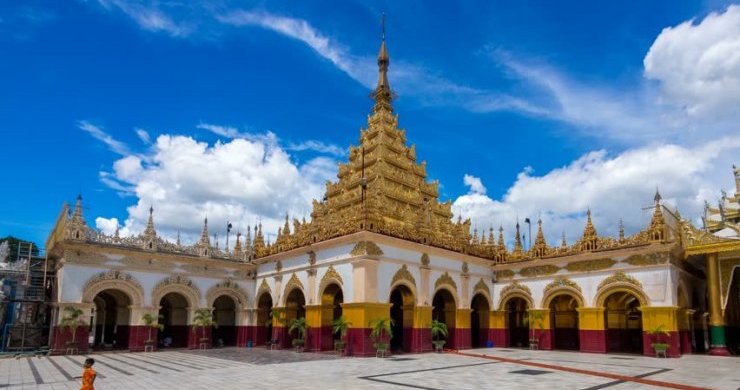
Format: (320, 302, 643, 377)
(549, 294, 580, 350)
(389, 284, 414, 352)
(604, 291, 643, 354)
(284, 288, 306, 345)
(432, 288, 456, 348)
(470, 293, 490, 348)
(256, 293, 273, 346)
(91, 289, 131, 350)
(506, 297, 529, 348)
(321, 283, 343, 350)
(212, 295, 237, 347)
(158, 292, 189, 348)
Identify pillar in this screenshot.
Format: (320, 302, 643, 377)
(411, 305, 432, 352)
(707, 252, 730, 356)
(51, 303, 93, 355)
(489, 310, 507, 347)
(528, 308, 552, 350)
(454, 309, 472, 350)
(128, 307, 159, 352)
(305, 304, 323, 351)
(577, 307, 606, 353)
(678, 309, 694, 354)
(640, 306, 681, 357)
(343, 302, 391, 356)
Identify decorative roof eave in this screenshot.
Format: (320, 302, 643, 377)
(54, 240, 256, 270)
(684, 240, 740, 256)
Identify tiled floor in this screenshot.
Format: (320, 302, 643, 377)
(0, 347, 737, 389)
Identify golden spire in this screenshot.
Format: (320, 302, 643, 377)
(488, 227, 495, 245)
(143, 206, 156, 238)
(233, 231, 242, 257)
(580, 209, 598, 251)
(619, 219, 625, 242)
(66, 194, 88, 241)
(561, 231, 567, 249)
(532, 217, 548, 258)
(372, 13, 393, 113)
(648, 189, 665, 241)
(513, 221, 524, 258)
(199, 217, 210, 246)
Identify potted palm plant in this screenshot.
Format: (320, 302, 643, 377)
(289, 317, 307, 351)
(60, 307, 86, 352)
(370, 318, 392, 357)
(142, 313, 164, 350)
(332, 316, 352, 353)
(431, 319, 448, 352)
(192, 308, 217, 349)
(524, 311, 545, 350)
(266, 308, 285, 349)
(646, 324, 670, 357)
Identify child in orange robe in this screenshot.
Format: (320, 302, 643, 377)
(80, 358, 96, 390)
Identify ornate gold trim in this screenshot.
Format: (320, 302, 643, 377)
(82, 270, 145, 306)
(498, 281, 533, 309)
(434, 271, 457, 291)
(151, 274, 201, 308)
(319, 265, 343, 295)
(597, 271, 642, 291)
(622, 253, 668, 266)
(283, 273, 305, 298)
(420, 253, 430, 267)
(391, 264, 416, 288)
(565, 258, 616, 272)
(494, 269, 515, 280)
(544, 277, 582, 294)
(473, 278, 490, 297)
(206, 279, 249, 307)
(520, 264, 560, 277)
(350, 240, 384, 256)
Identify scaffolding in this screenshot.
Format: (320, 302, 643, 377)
(0, 242, 54, 352)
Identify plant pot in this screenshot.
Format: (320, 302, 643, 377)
(334, 340, 346, 350)
(652, 343, 668, 352)
(292, 339, 305, 347)
(432, 340, 446, 352)
(373, 342, 388, 352)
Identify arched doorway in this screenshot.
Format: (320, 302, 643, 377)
(256, 293, 273, 346)
(432, 289, 456, 349)
(549, 294, 579, 350)
(470, 294, 490, 348)
(321, 284, 343, 351)
(212, 295, 237, 347)
(91, 289, 131, 350)
(725, 268, 740, 354)
(506, 297, 529, 348)
(389, 285, 414, 352)
(158, 292, 189, 348)
(284, 289, 306, 346)
(604, 291, 643, 354)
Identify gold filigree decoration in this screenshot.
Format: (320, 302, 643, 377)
(543, 277, 582, 294)
(283, 273, 305, 296)
(494, 269, 515, 280)
(420, 253, 430, 267)
(473, 278, 490, 297)
(82, 270, 145, 306)
(520, 264, 561, 277)
(597, 271, 642, 291)
(257, 279, 271, 297)
(350, 241, 384, 256)
(434, 272, 457, 291)
(275, 261, 282, 273)
(500, 280, 532, 297)
(461, 262, 469, 275)
(151, 274, 201, 307)
(206, 279, 249, 306)
(319, 265, 343, 294)
(565, 258, 616, 272)
(307, 250, 317, 266)
(623, 253, 669, 266)
(391, 264, 416, 288)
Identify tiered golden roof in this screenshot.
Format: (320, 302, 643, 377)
(704, 165, 740, 233)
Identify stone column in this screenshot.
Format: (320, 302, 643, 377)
(528, 308, 552, 350)
(706, 252, 730, 355)
(577, 307, 606, 353)
(344, 258, 384, 356)
(411, 305, 433, 352)
(52, 303, 94, 355)
(489, 310, 507, 347)
(305, 304, 323, 351)
(640, 306, 680, 357)
(237, 308, 253, 348)
(454, 309, 472, 350)
(129, 306, 159, 352)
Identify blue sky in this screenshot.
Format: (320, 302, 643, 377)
(1, 1, 739, 249)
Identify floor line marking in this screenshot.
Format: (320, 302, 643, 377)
(25, 358, 43, 384)
(98, 355, 159, 374)
(358, 361, 500, 389)
(580, 368, 673, 390)
(45, 357, 75, 381)
(453, 351, 710, 390)
(119, 353, 183, 372)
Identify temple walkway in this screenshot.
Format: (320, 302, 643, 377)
(0, 347, 736, 389)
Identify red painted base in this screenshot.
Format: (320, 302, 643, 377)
(679, 330, 692, 354)
(490, 328, 507, 348)
(532, 329, 553, 350)
(410, 327, 432, 353)
(347, 328, 388, 356)
(188, 326, 212, 349)
(51, 326, 90, 355)
(128, 326, 157, 352)
(236, 326, 249, 347)
(579, 329, 606, 353)
(452, 328, 471, 350)
(643, 331, 681, 357)
(709, 347, 731, 356)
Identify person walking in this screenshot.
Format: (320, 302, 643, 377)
(80, 358, 96, 390)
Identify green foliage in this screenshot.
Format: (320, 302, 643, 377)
(289, 317, 307, 340)
(192, 308, 217, 341)
(332, 316, 352, 340)
(60, 307, 86, 344)
(142, 313, 164, 342)
(430, 319, 448, 341)
(524, 310, 545, 343)
(646, 324, 670, 337)
(0, 236, 40, 260)
(269, 308, 287, 327)
(369, 317, 393, 343)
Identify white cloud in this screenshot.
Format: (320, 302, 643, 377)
(78, 120, 131, 156)
(197, 122, 345, 156)
(644, 5, 740, 119)
(463, 174, 486, 195)
(96, 0, 189, 37)
(453, 137, 740, 245)
(287, 140, 346, 157)
(135, 128, 150, 144)
(95, 133, 337, 245)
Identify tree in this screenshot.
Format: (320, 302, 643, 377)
(524, 310, 545, 347)
(431, 319, 448, 351)
(369, 317, 393, 350)
(60, 307, 86, 345)
(289, 317, 307, 347)
(0, 236, 40, 260)
(192, 309, 217, 342)
(142, 313, 164, 342)
(332, 316, 352, 341)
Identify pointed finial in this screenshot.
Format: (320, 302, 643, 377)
(654, 187, 662, 203)
(381, 12, 386, 40)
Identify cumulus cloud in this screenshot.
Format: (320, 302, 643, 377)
(644, 5, 740, 119)
(453, 137, 740, 245)
(95, 133, 337, 245)
(463, 174, 487, 195)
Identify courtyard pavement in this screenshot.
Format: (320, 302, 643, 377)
(0, 347, 738, 390)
